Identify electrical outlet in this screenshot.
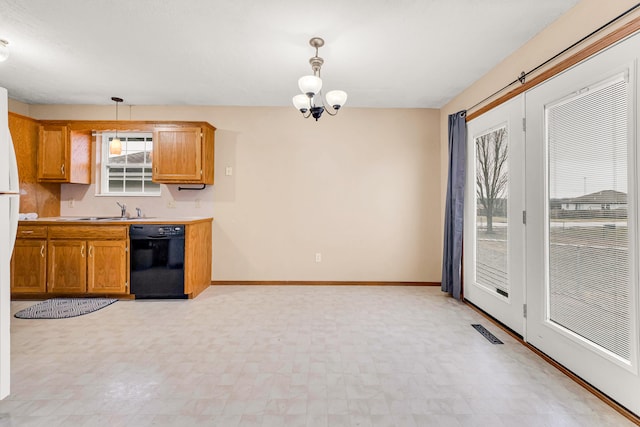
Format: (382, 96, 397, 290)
(225, 166, 233, 176)
(195, 199, 201, 208)
(68, 199, 75, 208)
(315, 253, 322, 263)
(167, 200, 176, 208)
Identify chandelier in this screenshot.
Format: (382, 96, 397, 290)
(292, 37, 347, 121)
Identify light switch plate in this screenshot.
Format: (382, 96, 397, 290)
(225, 166, 233, 176)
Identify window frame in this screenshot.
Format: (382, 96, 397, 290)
(99, 132, 161, 197)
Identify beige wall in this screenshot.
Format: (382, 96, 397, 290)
(18, 1, 627, 284)
(8, 98, 30, 116)
(440, 0, 640, 235)
(24, 105, 442, 282)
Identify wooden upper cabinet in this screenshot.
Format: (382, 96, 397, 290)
(38, 125, 67, 181)
(37, 125, 91, 183)
(152, 126, 215, 184)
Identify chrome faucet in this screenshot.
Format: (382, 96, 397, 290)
(116, 201, 127, 218)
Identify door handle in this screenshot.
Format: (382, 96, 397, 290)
(89, 245, 93, 257)
(40, 245, 45, 258)
(61, 164, 65, 175)
(80, 245, 85, 257)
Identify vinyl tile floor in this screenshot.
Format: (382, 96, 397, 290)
(0, 285, 635, 427)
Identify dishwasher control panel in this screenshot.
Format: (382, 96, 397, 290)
(130, 224, 185, 237)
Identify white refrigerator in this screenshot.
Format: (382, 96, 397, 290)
(0, 87, 19, 399)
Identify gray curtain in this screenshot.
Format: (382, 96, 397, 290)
(441, 110, 467, 300)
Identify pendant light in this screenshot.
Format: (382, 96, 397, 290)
(109, 97, 123, 155)
(0, 40, 9, 62)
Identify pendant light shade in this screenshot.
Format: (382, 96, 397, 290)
(109, 137, 122, 155)
(292, 94, 310, 112)
(298, 75, 322, 97)
(325, 90, 348, 109)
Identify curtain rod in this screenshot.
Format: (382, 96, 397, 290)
(466, 2, 640, 113)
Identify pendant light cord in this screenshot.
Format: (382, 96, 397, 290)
(467, 3, 640, 113)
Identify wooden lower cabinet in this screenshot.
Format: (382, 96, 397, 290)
(184, 220, 212, 298)
(12, 224, 130, 297)
(11, 239, 47, 293)
(87, 240, 128, 293)
(12, 220, 210, 298)
(47, 239, 129, 295)
(47, 240, 87, 293)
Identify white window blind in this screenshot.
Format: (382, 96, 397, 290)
(546, 73, 631, 360)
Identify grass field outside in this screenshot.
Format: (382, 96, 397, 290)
(475, 216, 631, 359)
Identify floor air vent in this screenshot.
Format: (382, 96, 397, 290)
(472, 324, 503, 344)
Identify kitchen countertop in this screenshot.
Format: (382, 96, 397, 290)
(19, 216, 213, 225)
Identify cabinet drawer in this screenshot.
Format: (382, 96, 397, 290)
(48, 225, 127, 240)
(16, 225, 48, 239)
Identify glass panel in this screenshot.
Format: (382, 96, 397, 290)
(475, 125, 509, 297)
(103, 132, 159, 195)
(547, 75, 630, 360)
(108, 179, 123, 192)
(125, 180, 143, 192)
(145, 181, 160, 191)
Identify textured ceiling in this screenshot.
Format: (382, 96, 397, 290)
(0, 0, 580, 108)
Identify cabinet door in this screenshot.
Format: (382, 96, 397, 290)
(153, 127, 203, 183)
(10, 239, 47, 293)
(38, 125, 68, 181)
(47, 240, 86, 293)
(87, 240, 128, 294)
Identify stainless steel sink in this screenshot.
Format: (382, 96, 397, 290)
(55, 216, 121, 221)
(94, 217, 156, 221)
(58, 216, 156, 221)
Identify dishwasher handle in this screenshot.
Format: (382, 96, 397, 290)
(130, 235, 171, 240)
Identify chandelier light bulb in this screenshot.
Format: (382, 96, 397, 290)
(0, 40, 9, 62)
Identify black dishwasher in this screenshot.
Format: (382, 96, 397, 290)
(129, 224, 187, 299)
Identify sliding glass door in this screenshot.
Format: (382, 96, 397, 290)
(525, 33, 640, 414)
(464, 95, 525, 336)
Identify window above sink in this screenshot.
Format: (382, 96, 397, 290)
(99, 132, 160, 197)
